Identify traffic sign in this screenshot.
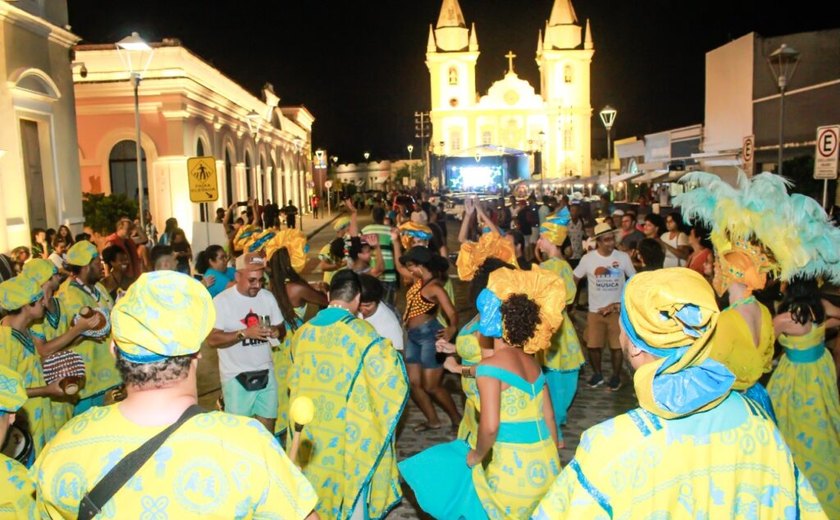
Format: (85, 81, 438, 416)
(324, 180, 333, 189)
(187, 156, 219, 202)
(814, 125, 839, 180)
(742, 135, 754, 176)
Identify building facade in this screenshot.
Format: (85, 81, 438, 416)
(426, 0, 594, 180)
(74, 39, 314, 241)
(0, 0, 84, 253)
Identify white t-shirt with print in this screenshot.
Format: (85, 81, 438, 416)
(661, 232, 690, 268)
(213, 286, 282, 383)
(573, 249, 636, 312)
(361, 302, 404, 351)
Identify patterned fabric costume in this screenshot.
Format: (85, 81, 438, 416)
(768, 324, 840, 517)
(456, 316, 482, 446)
(28, 297, 75, 430)
(289, 307, 408, 520)
(532, 268, 827, 519)
(272, 316, 303, 438)
(0, 363, 35, 518)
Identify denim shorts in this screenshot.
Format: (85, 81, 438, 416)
(405, 319, 444, 369)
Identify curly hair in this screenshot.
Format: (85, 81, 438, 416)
(501, 293, 541, 348)
(115, 350, 193, 389)
(469, 258, 516, 305)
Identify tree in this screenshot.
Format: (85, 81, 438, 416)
(783, 155, 836, 204)
(82, 193, 138, 235)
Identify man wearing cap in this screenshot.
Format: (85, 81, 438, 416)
(206, 251, 284, 433)
(33, 271, 319, 519)
(573, 221, 636, 391)
(0, 276, 63, 461)
(23, 260, 98, 431)
(288, 270, 408, 520)
(0, 364, 35, 516)
(55, 241, 120, 414)
(318, 216, 351, 285)
(531, 268, 826, 519)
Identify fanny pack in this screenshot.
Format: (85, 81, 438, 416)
(235, 369, 270, 391)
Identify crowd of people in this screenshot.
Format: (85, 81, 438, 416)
(1, 171, 840, 519)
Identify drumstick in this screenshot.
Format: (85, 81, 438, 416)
(288, 396, 314, 466)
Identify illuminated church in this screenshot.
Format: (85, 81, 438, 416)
(427, 0, 594, 180)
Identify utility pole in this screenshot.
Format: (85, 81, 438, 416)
(415, 111, 431, 186)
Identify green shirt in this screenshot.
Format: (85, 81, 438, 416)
(362, 224, 397, 282)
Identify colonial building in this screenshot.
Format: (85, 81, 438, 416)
(426, 0, 594, 180)
(0, 0, 84, 253)
(73, 39, 314, 241)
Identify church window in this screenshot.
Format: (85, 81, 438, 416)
(564, 65, 573, 83)
(564, 123, 573, 150)
(481, 131, 492, 145)
(448, 67, 459, 85)
(450, 130, 462, 152)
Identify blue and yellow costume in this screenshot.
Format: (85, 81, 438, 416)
(289, 306, 408, 519)
(401, 267, 566, 519)
(532, 268, 826, 519)
(455, 316, 482, 445)
(768, 323, 840, 517)
(0, 364, 35, 518)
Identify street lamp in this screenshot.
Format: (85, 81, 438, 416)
(116, 32, 154, 230)
(538, 130, 545, 195)
(767, 43, 800, 176)
(599, 105, 617, 197)
(245, 110, 262, 201)
(407, 144, 414, 161)
(363, 151, 370, 161)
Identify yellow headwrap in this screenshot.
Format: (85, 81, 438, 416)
(711, 237, 774, 296)
(333, 216, 351, 233)
(477, 266, 566, 354)
(264, 229, 310, 272)
(66, 240, 99, 266)
(399, 221, 433, 249)
(456, 231, 518, 281)
(232, 225, 262, 253)
(621, 268, 734, 419)
(0, 364, 27, 413)
(111, 271, 216, 363)
(539, 207, 572, 246)
(0, 276, 44, 311)
(22, 258, 58, 287)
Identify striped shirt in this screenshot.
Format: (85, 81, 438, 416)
(362, 223, 397, 282)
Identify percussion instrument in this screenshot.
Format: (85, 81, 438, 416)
(41, 350, 86, 395)
(1, 424, 33, 465)
(74, 306, 111, 339)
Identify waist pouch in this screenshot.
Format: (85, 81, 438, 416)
(235, 369, 270, 391)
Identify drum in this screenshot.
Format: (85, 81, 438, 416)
(73, 306, 111, 339)
(42, 350, 87, 395)
(1, 424, 33, 465)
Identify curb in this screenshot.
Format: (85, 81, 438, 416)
(305, 212, 343, 240)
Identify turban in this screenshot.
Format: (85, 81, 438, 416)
(333, 216, 351, 232)
(0, 364, 27, 413)
(456, 231, 517, 281)
(620, 268, 734, 419)
(399, 221, 433, 249)
(264, 229, 310, 272)
(232, 225, 262, 253)
(0, 276, 43, 311)
(66, 240, 99, 266)
(22, 258, 58, 287)
(476, 266, 566, 354)
(111, 271, 216, 364)
(539, 207, 572, 246)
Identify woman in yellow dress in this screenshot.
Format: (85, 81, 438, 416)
(768, 276, 840, 517)
(401, 267, 565, 519)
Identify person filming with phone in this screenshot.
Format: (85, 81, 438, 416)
(206, 252, 284, 433)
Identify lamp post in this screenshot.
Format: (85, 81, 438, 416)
(407, 144, 414, 161)
(538, 130, 545, 195)
(116, 32, 154, 230)
(599, 105, 617, 198)
(766, 43, 800, 176)
(245, 110, 262, 203)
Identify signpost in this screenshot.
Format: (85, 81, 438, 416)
(814, 125, 839, 209)
(324, 180, 333, 216)
(742, 135, 755, 176)
(187, 156, 218, 247)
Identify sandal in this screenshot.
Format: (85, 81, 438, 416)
(412, 422, 442, 433)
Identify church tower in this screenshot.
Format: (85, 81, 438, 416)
(536, 0, 594, 178)
(426, 0, 479, 155)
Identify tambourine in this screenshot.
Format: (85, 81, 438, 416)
(73, 306, 111, 338)
(41, 350, 86, 395)
(1, 424, 33, 465)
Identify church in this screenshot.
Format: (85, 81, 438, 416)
(427, 0, 594, 181)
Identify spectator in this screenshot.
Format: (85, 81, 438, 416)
(104, 218, 141, 279)
(101, 244, 134, 300)
(0, 253, 15, 283)
(10, 246, 30, 274)
(170, 228, 192, 275)
(659, 212, 691, 268)
(565, 202, 585, 267)
(635, 237, 665, 272)
(48, 237, 68, 273)
(281, 200, 298, 229)
(616, 210, 644, 253)
(358, 273, 404, 351)
(159, 217, 178, 246)
(150, 244, 177, 272)
(196, 245, 232, 297)
(686, 222, 713, 278)
(263, 199, 280, 229)
(31, 227, 50, 259)
(56, 225, 74, 247)
(142, 209, 158, 246)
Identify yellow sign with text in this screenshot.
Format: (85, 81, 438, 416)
(187, 156, 218, 203)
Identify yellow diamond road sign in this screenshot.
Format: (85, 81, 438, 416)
(187, 156, 218, 203)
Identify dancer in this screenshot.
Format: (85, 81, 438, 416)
(0, 364, 33, 515)
(401, 267, 565, 519)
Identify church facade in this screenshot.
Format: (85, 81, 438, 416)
(427, 0, 594, 180)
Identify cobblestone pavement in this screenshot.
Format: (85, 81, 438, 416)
(196, 212, 640, 518)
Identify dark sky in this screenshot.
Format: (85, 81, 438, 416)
(68, 0, 837, 162)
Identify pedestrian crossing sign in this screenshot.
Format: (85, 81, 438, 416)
(187, 156, 218, 202)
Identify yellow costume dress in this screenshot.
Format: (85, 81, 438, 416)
(33, 406, 317, 519)
(55, 277, 119, 411)
(0, 326, 56, 461)
(709, 296, 777, 420)
(272, 316, 302, 439)
(768, 323, 840, 517)
(400, 365, 561, 519)
(29, 297, 76, 430)
(0, 453, 34, 518)
(319, 243, 339, 284)
(288, 307, 408, 520)
(535, 257, 584, 439)
(456, 316, 482, 446)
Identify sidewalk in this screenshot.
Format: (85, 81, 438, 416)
(300, 210, 343, 239)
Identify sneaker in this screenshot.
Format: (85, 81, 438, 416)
(607, 375, 622, 391)
(587, 373, 605, 388)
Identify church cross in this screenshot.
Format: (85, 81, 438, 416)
(505, 50, 517, 74)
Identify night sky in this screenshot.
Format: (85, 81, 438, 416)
(68, 0, 837, 162)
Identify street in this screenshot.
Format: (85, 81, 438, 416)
(195, 211, 638, 519)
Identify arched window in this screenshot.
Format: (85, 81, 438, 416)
(225, 148, 234, 206)
(564, 64, 573, 84)
(108, 140, 148, 201)
(260, 154, 268, 202)
(196, 138, 205, 157)
(448, 66, 458, 86)
(245, 150, 253, 199)
(270, 156, 277, 203)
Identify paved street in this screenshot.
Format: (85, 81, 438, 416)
(196, 211, 639, 519)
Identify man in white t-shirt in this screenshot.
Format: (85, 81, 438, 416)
(206, 252, 284, 432)
(358, 274, 404, 351)
(573, 222, 636, 391)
